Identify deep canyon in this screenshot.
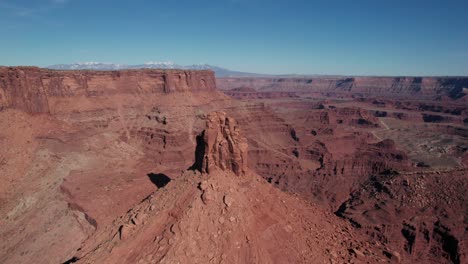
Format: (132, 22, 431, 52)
(0, 67, 466, 264)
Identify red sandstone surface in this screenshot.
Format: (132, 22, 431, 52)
(0, 67, 466, 264)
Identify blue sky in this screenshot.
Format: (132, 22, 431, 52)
(0, 0, 467, 76)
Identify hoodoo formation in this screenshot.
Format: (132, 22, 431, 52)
(195, 111, 248, 176)
(0, 67, 466, 264)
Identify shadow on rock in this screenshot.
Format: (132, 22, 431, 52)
(147, 173, 171, 188)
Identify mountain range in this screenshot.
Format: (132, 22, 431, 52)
(47, 62, 267, 77)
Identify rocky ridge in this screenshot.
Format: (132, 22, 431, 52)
(67, 112, 392, 264)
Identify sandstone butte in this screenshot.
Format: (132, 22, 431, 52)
(0, 66, 466, 264)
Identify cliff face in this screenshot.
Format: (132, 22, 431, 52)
(0, 67, 216, 113)
(217, 76, 468, 100)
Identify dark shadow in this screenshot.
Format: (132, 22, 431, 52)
(290, 128, 299, 142)
(62, 257, 80, 264)
(147, 173, 171, 188)
(189, 130, 206, 172)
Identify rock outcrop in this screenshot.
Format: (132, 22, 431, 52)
(0, 67, 216, 113)
(194, 112, 248, 176)
(336, 169, 468, 264)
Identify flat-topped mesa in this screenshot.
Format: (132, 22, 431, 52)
(218, 76, 468, 100)
(194, 112, 248, 176)
(0, 66, 216, 113)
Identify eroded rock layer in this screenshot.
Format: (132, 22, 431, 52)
(0, 67, 466, 264)
(0, 66, 216, 113)
(218, 76, 468, 101)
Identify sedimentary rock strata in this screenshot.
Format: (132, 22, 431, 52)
(0, 66, 216, 113)
(217, 76, 468, 100)
(0, 67, 466, 264)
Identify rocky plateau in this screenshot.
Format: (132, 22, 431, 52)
(0, 67, 466, 264)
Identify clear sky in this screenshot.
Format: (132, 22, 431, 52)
(1, 0, 467, 76)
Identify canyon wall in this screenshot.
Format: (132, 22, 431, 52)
(217, 76, 468, 100)
(0, 67, 216, 113)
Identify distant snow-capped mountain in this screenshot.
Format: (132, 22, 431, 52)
(48, 62, 130, 70)
(47, 62, 266, 77)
